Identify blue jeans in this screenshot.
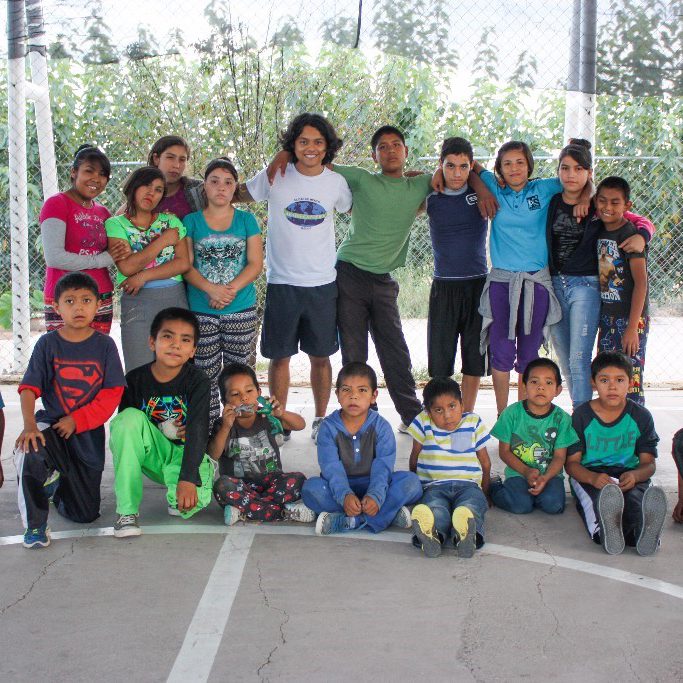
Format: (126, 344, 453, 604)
(419, 481, 488, 544)
(301, 471, 422, 533)
(550, 275, 600, 408)
(490, 475, 566, 514)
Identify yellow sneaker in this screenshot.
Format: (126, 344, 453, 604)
(410, 504, 441, 558)
(452, 506, 476, 558)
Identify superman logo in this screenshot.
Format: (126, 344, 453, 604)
(53, 358, 104, 413)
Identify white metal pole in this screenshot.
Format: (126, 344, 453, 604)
(7, 0, 31, 373)
(26, 0, 58, 198)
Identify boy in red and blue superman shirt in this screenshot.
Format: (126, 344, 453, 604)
(14, 273, 125, 548)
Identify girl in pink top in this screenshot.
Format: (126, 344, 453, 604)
(39, 146, 126, 334)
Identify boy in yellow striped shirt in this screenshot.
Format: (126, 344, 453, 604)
(408, 378, 491, 558)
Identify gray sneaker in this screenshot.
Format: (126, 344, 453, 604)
(311, 417, 324, 443)
(596, 484, 625, 555)
(114, 514, 141, 538)
(284, 500, 316, 523)
(391, 505, 412, 529)
(397, 421, 411, 434)
(636, 486, 667, 556)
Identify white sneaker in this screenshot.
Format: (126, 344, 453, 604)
(284, 500, 316, 523)
(113, 514, 141, 538)
(224, 506, 245, 526)
(311, 417, 324, 443)
(167, 505, 182, 517)
(397, 421, 411, 434)
(391, 505, 412, 529)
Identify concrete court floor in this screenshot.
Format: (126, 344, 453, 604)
(0, 384, 682, 682)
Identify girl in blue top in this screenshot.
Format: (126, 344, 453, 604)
(474, 141, 590, 416)
(184, 158, 263, 423)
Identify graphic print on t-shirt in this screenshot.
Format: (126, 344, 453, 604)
(509, 424, 559, 474)
(53, 357, 104, 413)
(128, 218, 176, 269)
(284, 198, 327, 229)
(230, 428, 279, 477)
(195, 233, 246, 283)
(142, 394, 186, 427)
(598, 238, 625, 303)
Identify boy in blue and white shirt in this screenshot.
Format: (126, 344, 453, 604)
(408, 377, 491, 558)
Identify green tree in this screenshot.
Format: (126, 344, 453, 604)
(597, 0, 682, 96)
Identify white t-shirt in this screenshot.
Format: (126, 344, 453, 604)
(246, 164, 352, 286)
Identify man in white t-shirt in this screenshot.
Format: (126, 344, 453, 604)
(241, 113, 352, 442)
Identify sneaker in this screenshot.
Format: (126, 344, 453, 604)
(23, 524, 51, 549)
(315, 512, 363, 536)
(276, 429, 292, 447)
(636, 486, 667, 556)
(167, 505, 182, 517)
(283, 500, 316, 523)
(411, 504, 441, 558)
(311, 417, 324, 443)
(43, 470, 60, 501)
(224, 506, 245, 527)
(452, 506, 476, 559)
(391, 505, 412, 529)
(596, 484, 625, 555)
(397, 421, 411, 434)
(113, 514, 141, 538)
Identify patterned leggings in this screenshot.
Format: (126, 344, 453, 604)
(598, 314, 649, 405)
(44, 291, 113, 335)
(194, 308, 258, 424)
(214, 472, 305, 522)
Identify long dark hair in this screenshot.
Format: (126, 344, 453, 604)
(278, 113, 343, 165)
(122, 166, 166, 216)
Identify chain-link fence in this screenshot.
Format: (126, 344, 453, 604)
(1, 0, 681, 385)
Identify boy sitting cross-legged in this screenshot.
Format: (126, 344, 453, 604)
(301, 362, 423, 535)
(490, 358, 578, 515)
(565, 351, 667, 555)
(14, 273, 125, 548)
(209, 362, 314, 525)
(109, 307, 215, 537)
(408, 378, 491, 558)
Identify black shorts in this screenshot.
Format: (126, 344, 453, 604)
(427, 277, 489, 378)
(260, 282, 338, 359)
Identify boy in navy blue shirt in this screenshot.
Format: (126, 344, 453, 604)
(426, 137, 489, 411)
(14, 273, 125, 548)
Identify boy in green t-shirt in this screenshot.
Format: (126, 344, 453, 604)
(490, 358, 578, 515)
(565, 351, 666, 556)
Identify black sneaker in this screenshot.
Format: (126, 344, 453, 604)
(596, 484, 625, 555)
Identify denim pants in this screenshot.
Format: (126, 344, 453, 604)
(301, 471, 422, 533)
(550, 275, 600, 408)
(419, 480, 488, 544)
(490, 475, 565, 514)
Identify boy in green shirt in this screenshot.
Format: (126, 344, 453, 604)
(490, 358, 578, 515)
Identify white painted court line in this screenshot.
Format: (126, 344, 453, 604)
(2, 524, 682, 602)
(167, 529, 255, 683)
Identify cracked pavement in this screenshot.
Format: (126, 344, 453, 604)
(1, 386, 682, 681)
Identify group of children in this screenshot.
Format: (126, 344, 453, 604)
(1, 114, 679, 557)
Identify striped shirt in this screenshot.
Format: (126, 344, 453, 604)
(408, 411, 490, 486)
